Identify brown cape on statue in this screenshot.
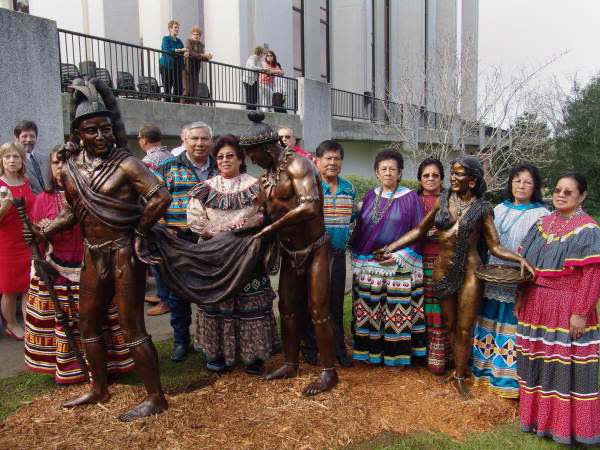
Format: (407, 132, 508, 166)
(24, 78, 170, 422)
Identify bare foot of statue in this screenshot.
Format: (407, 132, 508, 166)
(260, 363, 298, 381)
(62, 390, 110, 408)
(118, 395, 168, 422)
(454, 376, 472, 400)
(438, 372, 455, 385)
(302, 368, 339, 396)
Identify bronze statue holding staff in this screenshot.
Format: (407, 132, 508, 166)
(375, 156, 534, 399)
(237, 112, 339, 395)
(25, 78, 171, 421)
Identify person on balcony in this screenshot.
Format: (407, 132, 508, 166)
(259, 50, 284, 112)
(243, 46, 264, 110)
(159, 20, 185, 102)
(181, 26, 213, 104)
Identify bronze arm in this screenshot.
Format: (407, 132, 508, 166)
(377, 198, 439, 255)
(483, 213, 535, 276)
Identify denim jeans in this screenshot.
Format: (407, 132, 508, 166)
(151, 267, 170, 303)
(163, 287, 191, 348)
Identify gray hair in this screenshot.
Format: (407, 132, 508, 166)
(188, 121, 213, 137)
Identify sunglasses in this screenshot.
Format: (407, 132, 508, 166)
(553, 188, 576, 197)
(216, 153, 237, 161)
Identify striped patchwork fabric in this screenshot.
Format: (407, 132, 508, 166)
(352, 260, 426, 367)
(322, 177, 357, 251)
(24, 275, 134, 384)
(516, 265, 600, 445)
(154, 153, 218, 228)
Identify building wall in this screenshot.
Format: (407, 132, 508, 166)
(330, 0, 369, 93)
(0, 8, 64, 179)
(460, 0, 478, 121)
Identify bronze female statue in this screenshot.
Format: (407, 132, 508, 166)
(375, 156, 534, 398)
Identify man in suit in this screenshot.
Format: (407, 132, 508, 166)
(14, 120, 45, 194)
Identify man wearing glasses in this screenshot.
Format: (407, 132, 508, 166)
(154, 121, 219, 361)
(277, 127, 316, 164)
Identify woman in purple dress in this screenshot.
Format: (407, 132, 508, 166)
(350, 148, 425, 367)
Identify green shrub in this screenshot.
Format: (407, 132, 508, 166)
(345, 174, 420, 202)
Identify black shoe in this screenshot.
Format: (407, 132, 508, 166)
(336, 352, 353, 368)
(303, 351, 318, 366)
(245, 359, 264, 376)
(170, 344, 188, 362)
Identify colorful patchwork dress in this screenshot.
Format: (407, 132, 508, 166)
(187, 174, 279, 370)
(420, 192, 452, 374)
(350, 186, 426, 367)
(24, 191, 134, 384)
(516, 212, 600, 445)
(471, 201, 548, 397)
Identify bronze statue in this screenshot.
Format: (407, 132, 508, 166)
(375, 156, 534, 398)
(238, 112, 339, 396)
(25, 78, 170, 421)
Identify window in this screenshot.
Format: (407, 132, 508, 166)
(320, 0, 330, 82)
(293, 0, 304, 78)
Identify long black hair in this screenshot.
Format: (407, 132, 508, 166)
(504, 163, 543, 204)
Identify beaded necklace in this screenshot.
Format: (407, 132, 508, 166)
(371, 184, 398, 224)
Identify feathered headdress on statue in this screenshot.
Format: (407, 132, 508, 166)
(67, 77, 128, 151)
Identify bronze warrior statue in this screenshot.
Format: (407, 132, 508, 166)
(375, 156, 534, 399)
(237, 112, 339, 395)
(25, 78, 170, 421)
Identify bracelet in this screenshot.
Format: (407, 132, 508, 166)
(40, 225, 49, 239)
(143, 183, 163, 201)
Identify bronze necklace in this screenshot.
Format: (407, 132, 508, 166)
(261, 148, 294, 199)
(450, 194, 475, 216)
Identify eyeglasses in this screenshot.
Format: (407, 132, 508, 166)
(216, 153, 237, 161)
(553, 188, 575, 197)
(137, 136, 143, 140)
(279, 135, 291, 139)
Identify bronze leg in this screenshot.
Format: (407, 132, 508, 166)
(302, 244, 339, 396)
(63, 249, 112, 408)
(261, 257, 301, 381)
(111, 247, 168, 422)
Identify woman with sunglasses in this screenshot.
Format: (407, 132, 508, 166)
(516, 172, 600, 445)
(187, 134, 278, 375)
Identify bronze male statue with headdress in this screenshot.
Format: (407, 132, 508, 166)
(25, 78, 170, 421)
(375, 156, 534, 399)
(236, 112, 339, 395)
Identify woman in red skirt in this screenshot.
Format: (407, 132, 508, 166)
(23, 147, 134, 383)
(0, 142, 35, 341)
(516, 171, 600, 445)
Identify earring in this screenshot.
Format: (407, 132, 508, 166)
(79, 140, 84, 149)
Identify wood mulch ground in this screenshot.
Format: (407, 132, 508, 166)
(0, 355, 517, 449)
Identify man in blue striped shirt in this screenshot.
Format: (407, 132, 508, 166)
(300, 140, 357, 367)
(154, 121, 218, 361)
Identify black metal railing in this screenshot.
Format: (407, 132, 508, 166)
(57, 29, 298, 112)
(331, 88, 403, 125)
